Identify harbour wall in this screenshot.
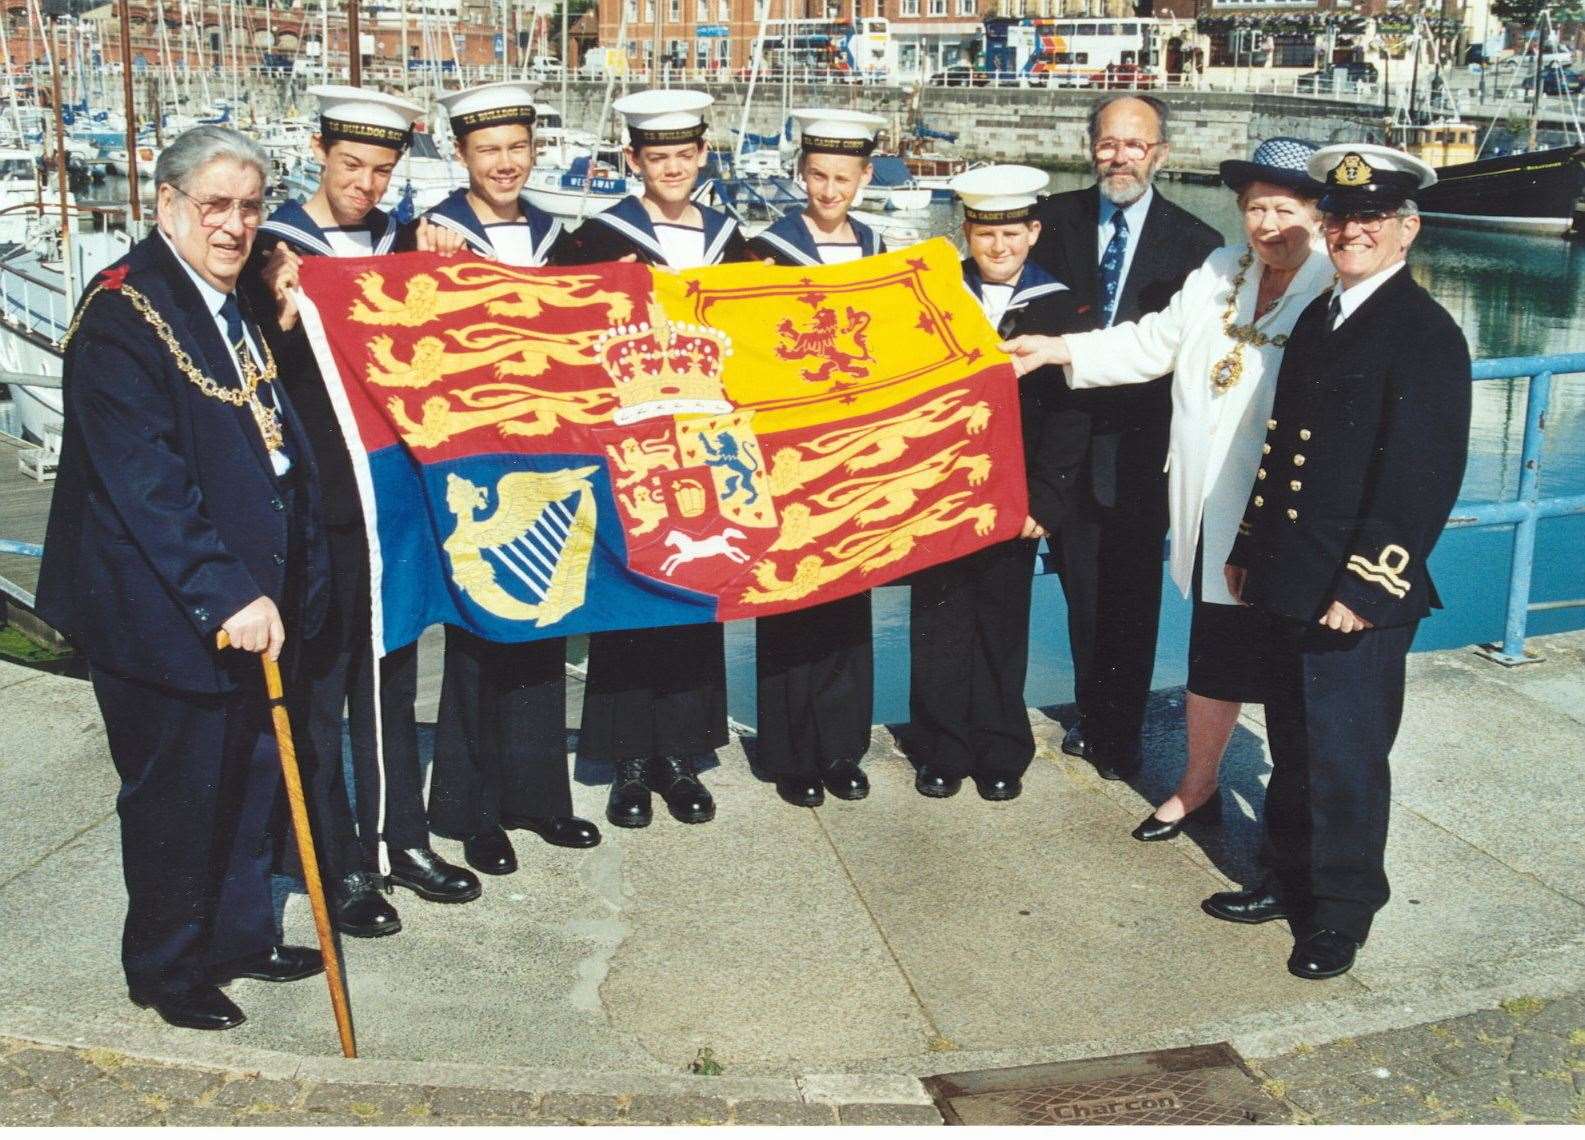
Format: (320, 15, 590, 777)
(550, 84, 1553, 172)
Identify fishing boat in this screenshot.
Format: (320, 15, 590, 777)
(1394, 120, 1585, 237)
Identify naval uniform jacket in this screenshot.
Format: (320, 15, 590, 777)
(960, 258, 1090, 531)
(744, 210, 885, 265)
(244, 200, 399, 527)
(1228, 266, 1472, 628)
(555, 193, 749, 267)
(397, 187, 566, 265)
(38, 232, 329, 693)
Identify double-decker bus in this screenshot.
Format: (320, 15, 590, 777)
(981, 16, 1161, 87)
(755, 16, 895, 81)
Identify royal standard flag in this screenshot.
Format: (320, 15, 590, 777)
(296, 237, 1028, 653)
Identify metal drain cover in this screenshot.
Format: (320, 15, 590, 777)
(922, 1043, 1284, 1126)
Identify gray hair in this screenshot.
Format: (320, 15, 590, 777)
(1086, 94, 1170, 146)
(154, 125, 269, 192)
(1397, 199, 1419, 218)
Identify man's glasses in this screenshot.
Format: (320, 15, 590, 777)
(1092, 138, 1162, 161)
(173, 186, 265, 227)
(1322, 212, 1397, 234)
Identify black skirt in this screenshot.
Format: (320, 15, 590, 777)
(1187, 536, 1278, 704)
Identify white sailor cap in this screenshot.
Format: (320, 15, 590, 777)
(308, 84, 423, 151)
(790, 108, 885, 157)
(1307, 142, 1436, 214)
(951, 164, 1048, 224)
(438, 80, 541, 137)
(614, 89, 712, 148)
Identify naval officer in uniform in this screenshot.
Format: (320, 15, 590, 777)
(908, 166, 1090, 802)
(246, 86, 483, 930)
(744, 108, 887, 809)
(556, 89, 749, 830)
(1206, 144, 1471, 980)
(401, 80, 602, 877)
(38, 126, 330, 1030)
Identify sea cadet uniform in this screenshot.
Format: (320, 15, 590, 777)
(743, 109, 888, 806)
(1228, 144, 1471, 973)
(909, 167, 1090, 798)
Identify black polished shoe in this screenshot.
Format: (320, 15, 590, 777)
(821, 760, 869, 801)
(388, 846, 483, 903)
(648, 755, 716, 824)
(1288, 929, 1361, 980)
(503, 814, 602, 849)
(973, 774, 1023, 801)
(1132, 791, 1223, 842)
(1061, 721, 1087, 759)
(1092, 751, 1142, 782)
(775, 776, 824, 808)
(1201, 882, 1288, 925)
(131, 985, 244, 1031)
(462, 827, 518, 876)
(212, 945, 323, 984)
(915, 766, 963, 798)
(607, 758, 653, 829)
(333, 871, 402, 938)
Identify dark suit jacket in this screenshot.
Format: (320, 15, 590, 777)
(1229, 267, 1472, 627)
(1028, 185, 1221, 510)
(37, 232, 329, 693)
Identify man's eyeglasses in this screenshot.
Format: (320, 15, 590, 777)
(1322, 211, 1397, 234)
(1092, 138, 1162, 161)
(173, 186, 265, 227)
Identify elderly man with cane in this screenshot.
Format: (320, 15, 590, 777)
(38, 125, 333, 1031)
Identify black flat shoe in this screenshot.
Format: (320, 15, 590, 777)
(388, 846, 483, 903)
(1288, 929, 1360, 980)
(1132, 791, 1223, 842)
(1061, 722, 1086, 759)
(973, 775, 1022, 801)
(915, 766, 962, 798)
(775, 776, 824, 808)
(463, 827, 518, 875)
(1093, 753, 1141, 782)
(332, 871, 402, 938)
(822, 760, 869, 801)
(648, 755, 716, 824)
(607, 759, 652, 829)
(212, 945, 323, 985)
(131, 985, 244, 1031)
(503, 814, 602, 848)
(1201, 882, 1288, 925)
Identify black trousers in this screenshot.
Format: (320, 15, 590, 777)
(429, 627, 572, 837)
(291, 521, 426, 879)
(909, 538, 1038, 779)
(1049, 470, 1167, 763)
(578, 624, 728, 763)
(94, 666, 279, 999)
(1261, 617, 1417, 942)
(755, 593, 873, 777)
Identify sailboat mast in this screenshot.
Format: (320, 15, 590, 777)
(348, 0, 361, 86)
(559, 0, 567, 121)
(119, 0, 143, 221)
(49, 14, 74, 305)
(1528, 11, 1547, 151)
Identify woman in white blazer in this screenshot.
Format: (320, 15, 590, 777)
(1003, 138, 1333, 842)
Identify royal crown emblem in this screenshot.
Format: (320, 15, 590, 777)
(595, 304, 733, 425)
(1332, 153, 1372, 188)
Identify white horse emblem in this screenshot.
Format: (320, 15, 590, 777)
(659, 528, 750, 575)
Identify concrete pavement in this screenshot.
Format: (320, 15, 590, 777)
(0, 630, 1582, 1120)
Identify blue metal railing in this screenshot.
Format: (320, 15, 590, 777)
(1448, 352, 1585, 665)
(3, 355, 1584, 662)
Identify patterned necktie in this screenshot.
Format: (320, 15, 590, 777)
(219, 293, 291, 472)
(1327, 292, 1343, 330)
(1098, 207, 1129, 328)
(219, 293, 252, 371)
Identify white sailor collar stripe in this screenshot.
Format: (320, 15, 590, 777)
(588, 206, 668, 263)
(426, 210, 493, 257)
(754, 227, 817, 267)
(258, 218, 337, 257)
(701, 215, 738, 265)
(1007, 278, 1069, 311)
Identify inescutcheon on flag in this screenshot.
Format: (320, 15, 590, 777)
(296, 237, 1028, 653)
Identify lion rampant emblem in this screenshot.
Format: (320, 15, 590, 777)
(775, 306, 875, 384)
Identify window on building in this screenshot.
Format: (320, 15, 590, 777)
(754, 0, 767, 16)
(625, 0, 637, 18)
(901, 0, 918, 14)
(957, 0, 975, 13)
(669, 0, 680, 19)
(719, 0, 730, 18)
(928, 0, 945, 13)
(696, 0, 707, 18)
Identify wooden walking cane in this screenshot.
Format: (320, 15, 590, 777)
(218, 630, 358, 1059)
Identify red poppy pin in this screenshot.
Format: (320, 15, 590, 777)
(99, 265, 130, 291)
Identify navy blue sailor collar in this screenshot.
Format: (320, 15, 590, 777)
(586, 193, 739, 266)
(961, 257, 1069, 312)
(259, 198, 399, 257)
(423, 187, 563, 266)
(754, 210, 881, 267)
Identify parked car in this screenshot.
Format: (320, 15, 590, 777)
(1296, 62, 1379, 94)
(1522, 64, 1584, 95)
(926, 64, 988, 88)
